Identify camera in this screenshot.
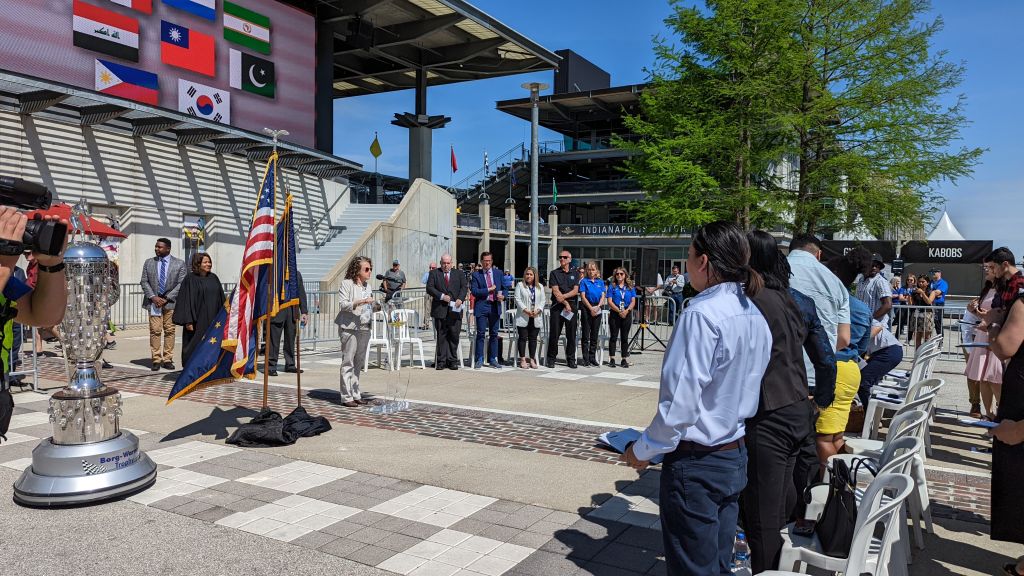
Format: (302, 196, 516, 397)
(0, 176, 67, 256)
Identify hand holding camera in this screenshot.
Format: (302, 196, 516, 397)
(0, 177, 69, 263)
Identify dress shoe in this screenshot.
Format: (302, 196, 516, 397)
(545, 359, 556, 369)
(579, 359, 590, 367)
(606, 359, 617, 367)
(284, 367, 303, 374)
(268, 369, 278, 376)
(151, 363, 160, 371)
(342, 401, 360, 408)
(567, 360, 578, 369)
(162, 362, 175, 370)
(448, 363, 459, 370)
(355, 398, 370, 405)
(620, 359, 631, 368)
(589, 357, 599, 367)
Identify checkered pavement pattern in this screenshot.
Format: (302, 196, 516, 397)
(0, 401, 668, 575)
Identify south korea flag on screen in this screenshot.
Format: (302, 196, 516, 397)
(177, 79, 230, 123)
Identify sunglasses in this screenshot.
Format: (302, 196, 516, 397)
(362, 266, 372, 271)
(615, 272, 625, 276)
(559, 255, 571, 260)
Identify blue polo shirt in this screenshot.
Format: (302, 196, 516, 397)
(579, 278, 606, 306)
(607, 284, 636, 310)
(930, 278, 948, 305)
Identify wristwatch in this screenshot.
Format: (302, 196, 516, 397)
(37, 261, 66, 273)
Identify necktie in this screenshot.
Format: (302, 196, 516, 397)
(158, 258, 167, 295)
(445, 271, 450, 286)
(485, 270, 494, 301)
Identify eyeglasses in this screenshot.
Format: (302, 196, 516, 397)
(615, 272, 625, 276)
(559, 255, 571, 260)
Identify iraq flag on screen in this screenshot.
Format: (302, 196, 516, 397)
(229, 49, 275, 98)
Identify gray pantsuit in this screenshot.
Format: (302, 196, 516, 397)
(338, 328, 370, 402)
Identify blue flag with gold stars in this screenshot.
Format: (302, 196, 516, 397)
(167, 290, 235, 404)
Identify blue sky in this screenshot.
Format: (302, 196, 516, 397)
(331, 0, 1022, 252)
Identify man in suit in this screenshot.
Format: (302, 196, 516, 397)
(470, 251, 504, 369)
(426, 253, 467, 370)
(140, 238, 186, 370)
(267, 270, 309, 376)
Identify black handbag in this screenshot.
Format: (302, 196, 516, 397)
(0, 387, 13, 444)
(812, 458, 877, 557)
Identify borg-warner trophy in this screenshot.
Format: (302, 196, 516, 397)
(13, 219, 156, 506)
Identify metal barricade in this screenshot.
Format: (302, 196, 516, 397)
(892, 303, 969, 359)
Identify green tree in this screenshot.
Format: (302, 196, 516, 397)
(618, 0, 803, 231)
(622, 0, 983, 236)
(790, 0, 983, 235)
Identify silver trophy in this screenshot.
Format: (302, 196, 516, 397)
(14, 205, 156, 506)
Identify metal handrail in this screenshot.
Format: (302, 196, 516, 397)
(311, 191, 350, 247)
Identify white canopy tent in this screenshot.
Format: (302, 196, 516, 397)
(928, 211, 966, 241)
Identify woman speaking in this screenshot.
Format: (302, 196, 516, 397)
(334, 255, 378, 407)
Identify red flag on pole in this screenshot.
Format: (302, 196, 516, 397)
(450, 145, 458, 173)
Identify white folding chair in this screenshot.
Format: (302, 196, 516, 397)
(364, 311, 393, 371)
(807, 437, 924, 553)
(862, 376, 943, 440)
(391, 309, 425, 369)
(847, 406, 936, 540)
(772, 473, 914, 576)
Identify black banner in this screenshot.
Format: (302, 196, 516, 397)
(821, 240, 992, 264)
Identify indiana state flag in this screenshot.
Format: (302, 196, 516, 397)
(167, 296, 233, 404)
(275, 193, 301, 312)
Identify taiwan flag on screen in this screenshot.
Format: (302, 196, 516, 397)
(160, 20, 215, 77)
(95, 59, 158, 105)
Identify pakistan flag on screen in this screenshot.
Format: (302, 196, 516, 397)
(230, 49, 275, 98)
(223, 1, 270, 54)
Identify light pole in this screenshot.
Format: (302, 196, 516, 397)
(522, 81, 548, 269)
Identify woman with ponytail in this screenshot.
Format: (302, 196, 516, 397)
(623, 221, 773, 576)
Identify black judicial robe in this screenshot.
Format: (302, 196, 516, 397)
(172, 272, 226, 364)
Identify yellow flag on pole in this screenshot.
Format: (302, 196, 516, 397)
(369, 133, 382, 158)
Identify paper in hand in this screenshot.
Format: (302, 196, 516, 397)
(560, 309, 574, 321)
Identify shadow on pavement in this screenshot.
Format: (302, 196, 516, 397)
(161, 405, 259, 441)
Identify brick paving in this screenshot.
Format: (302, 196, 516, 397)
(24, 357, 995, 531)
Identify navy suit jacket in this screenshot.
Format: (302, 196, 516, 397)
(471, 268, 504, 316)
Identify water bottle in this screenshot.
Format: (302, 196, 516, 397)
(732, 531, 751, 574)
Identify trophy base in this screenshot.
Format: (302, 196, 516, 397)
(12, 431, 157, 507)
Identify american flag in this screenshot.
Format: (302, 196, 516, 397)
(224, 153, 276, 378)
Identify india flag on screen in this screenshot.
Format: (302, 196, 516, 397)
(223, 1, 271, 54)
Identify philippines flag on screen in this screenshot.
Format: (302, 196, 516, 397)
(162, 0, 215, 21)
(95, 59, 158, 105)
(160, 20, 215, 76)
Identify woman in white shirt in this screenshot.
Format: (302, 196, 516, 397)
(624, 221, 772, 576)
(514, 266, 546, 368)
(334, 255, 378, 407)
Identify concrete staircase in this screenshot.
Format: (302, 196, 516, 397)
(299, 203, 397, 282)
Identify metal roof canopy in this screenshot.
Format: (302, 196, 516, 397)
(283, 0, 559, 97)
(496, 84, 643, 138)
(0, 72, 360, 179)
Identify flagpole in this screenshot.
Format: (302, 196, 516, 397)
(279, 164, 303, 408)
(263, 128, 288, 410)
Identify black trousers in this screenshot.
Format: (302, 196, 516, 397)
(933, 302, 945, 336)
(268, 313, 297, 369)
(546, 302, 578, 363)
(517, 317, 539, 358)
(434, 313, 462, 367)
(608, 311, 631, 358)
(579, 309, 601, 361)
(741, 399, 814, 574)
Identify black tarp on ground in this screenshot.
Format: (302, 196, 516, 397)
(225, 406, 331, 447)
